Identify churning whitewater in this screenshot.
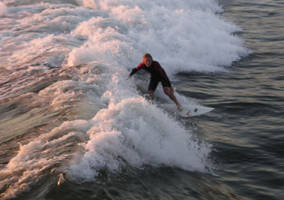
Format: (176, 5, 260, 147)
(0, 0, 248, 198)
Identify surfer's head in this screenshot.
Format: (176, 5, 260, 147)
(143, 53, 153, 67)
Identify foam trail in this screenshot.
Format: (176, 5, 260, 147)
(69, 97, 210, 182)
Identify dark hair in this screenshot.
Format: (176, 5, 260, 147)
(143, 53, 153, 60)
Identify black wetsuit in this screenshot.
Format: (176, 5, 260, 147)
(129, 61, 172, 91)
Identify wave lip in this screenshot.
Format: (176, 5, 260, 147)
(69, 96, 211, 182)
(68, 0, 248, 75)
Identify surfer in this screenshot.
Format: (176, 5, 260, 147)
(129, 53, 182, 111)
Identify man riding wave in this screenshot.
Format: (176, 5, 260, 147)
(129, 53, 182, 111)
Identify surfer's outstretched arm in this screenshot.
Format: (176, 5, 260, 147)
(128, 63, 144, 78)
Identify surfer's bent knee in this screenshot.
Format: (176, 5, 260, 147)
(163, 87, 173, 96)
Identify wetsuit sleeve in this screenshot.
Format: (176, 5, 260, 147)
(129, 63, 144, 77)
(156, 62, 170, 80)
(129, 68, 138, 76)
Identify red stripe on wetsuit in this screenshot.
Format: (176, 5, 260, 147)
(129, 61, 169, 81)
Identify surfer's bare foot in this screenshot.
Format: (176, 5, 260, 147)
(177, 105, 182, 111)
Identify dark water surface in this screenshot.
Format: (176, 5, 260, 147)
(175, 0, 284, 199)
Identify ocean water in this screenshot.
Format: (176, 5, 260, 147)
(0, 0, 283, 199)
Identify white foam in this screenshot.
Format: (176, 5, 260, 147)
(67, 0, 248, 75)
(0, 3, 104, 70)
(68, 97, 210, 182)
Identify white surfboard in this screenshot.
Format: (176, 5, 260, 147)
(160, 104, 214, 117)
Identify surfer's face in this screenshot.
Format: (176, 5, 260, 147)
(144, 58, 152, 67)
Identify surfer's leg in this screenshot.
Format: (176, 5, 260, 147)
(148, 78, 159, 99)
(163, 87, 182, 111)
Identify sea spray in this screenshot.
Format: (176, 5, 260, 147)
(68, 96, 211, 182)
